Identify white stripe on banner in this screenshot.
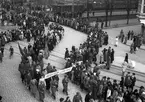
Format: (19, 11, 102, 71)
(44, 67, 73, 79)
(43, 61, 82, 80)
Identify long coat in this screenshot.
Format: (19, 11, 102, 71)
(85, 93, 92, 102)
(111, 50, 114, 63)
(30, 79, 38, 97)
(38, 81, 46, 101)
(50, 79, 57, 98)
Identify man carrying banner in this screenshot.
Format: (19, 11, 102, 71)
(62, 75, 69, 95)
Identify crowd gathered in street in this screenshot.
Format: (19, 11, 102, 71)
(119, 29, 143, 54)
(0, 1, 145, 102)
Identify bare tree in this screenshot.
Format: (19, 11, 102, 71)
(104, 0, 109, 27)
(126, 0, 131, 24)
(109, 0, 114, 26)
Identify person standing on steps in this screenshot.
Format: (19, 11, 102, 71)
(65, 48, 69, 60)
(9, 46, 14, 59)
(124, 53, 129, 63)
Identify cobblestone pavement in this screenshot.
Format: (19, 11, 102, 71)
(0, 24, 145, 102)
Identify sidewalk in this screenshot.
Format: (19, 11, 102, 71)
(113, 56, 145, 73)
(90, 18, 140, 29)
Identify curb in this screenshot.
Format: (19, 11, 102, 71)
(103, 23, 140, 29)
(112, 64, 145, 75)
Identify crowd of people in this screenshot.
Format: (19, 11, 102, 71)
(63, 37, 145, 102)
(119, 30, 143, 54)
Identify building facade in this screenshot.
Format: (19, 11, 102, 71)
(137, 0, 145, 24)
(137, 0, 145, 43)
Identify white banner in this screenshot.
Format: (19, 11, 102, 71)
(44, 67, 73, 79)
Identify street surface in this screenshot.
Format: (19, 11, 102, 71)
(0, 24, 145, 102)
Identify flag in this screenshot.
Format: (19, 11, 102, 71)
(44, 41, 49, 59)
(18, 43, 26, 57)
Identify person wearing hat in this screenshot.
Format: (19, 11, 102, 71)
(38, 79, 46, 102)
(73, 92, 83, 102)
(64, 48, 69, 60)
(131, 73, 136, 89)
(62, 75, 69, 95)
(107, 77, 111, 86)
(9, 45, 14, 59)
(113, 80, 118, 90)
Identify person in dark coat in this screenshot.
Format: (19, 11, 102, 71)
(9, 46, 14, 59)
(85, 91, 92, 102)
(18, 61, 25, 83)
(0, 51, 3, 63)
(60, 98, 64, 102)
(25, 72, 32, 90)
(91, 79, 98, 100)
(65, 48, 69, 59)
(64, 96, 71, 102)
(101, 21, 104, 29)
(111, 49, 114, 63)
(128, 31, 131, 40)
(38, 79, 46, 102)
(73, 92, 83, 102)
(124, 53, 128, 63)
(103, 48, 107, 62)
(0, 46, 4, 57)
(131, 73, 136, 90)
